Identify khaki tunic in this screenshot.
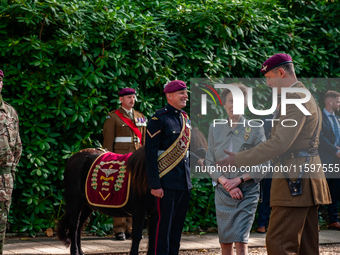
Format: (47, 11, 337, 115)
(235, 82, 331, 207)
(103, 107, 146, 154)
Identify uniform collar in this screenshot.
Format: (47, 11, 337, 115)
(165, 103, 181, 115)
(121, 106, 133, 115)
(0, 95, 7, 113)
(289, 81, 300, 88)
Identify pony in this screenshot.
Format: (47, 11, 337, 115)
(57, 146, 156, 255)
(57, 126, 208, 255)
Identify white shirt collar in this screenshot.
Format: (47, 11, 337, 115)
(323, 108, 334, 117)
(122, 107, 133, 115)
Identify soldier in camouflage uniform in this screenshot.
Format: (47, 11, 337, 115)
(0, 70, 22, 254)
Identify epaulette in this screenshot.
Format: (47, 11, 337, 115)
(155, 107, 169, 116)
(105, 109, 119, 119)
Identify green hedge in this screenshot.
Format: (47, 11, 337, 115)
(0, 0, 339, 236)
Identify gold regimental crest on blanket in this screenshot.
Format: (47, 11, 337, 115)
(85, 152, 132, 208)
(157, 113, 191, 178)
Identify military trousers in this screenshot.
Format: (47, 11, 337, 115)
(266, 205, 319, 255)
(0, 172, 15, 254)
(154, 188, 191, 255)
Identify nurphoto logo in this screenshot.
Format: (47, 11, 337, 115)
(201, 84, 311, 116)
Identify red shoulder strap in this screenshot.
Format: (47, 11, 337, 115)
(114, 110, 143, 145)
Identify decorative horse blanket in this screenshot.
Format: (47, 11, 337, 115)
(85, 152, 132, 208)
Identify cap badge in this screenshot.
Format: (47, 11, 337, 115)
(261, 65, 267, 71)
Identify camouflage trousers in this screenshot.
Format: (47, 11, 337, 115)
(0, 173, 14, 254)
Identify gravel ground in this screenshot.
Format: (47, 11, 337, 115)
(94, 244, 340, 255)
(187, 245, 340, 255)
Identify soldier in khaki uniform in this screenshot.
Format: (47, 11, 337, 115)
(103, 87, 146, 240)
(217, 54, 331, 255)
(0, 70, 22, 254)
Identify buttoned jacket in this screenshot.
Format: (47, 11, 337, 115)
(206, 116, 268, 184)
(235, 82, 331, 207)
(145, 104, 191, 191)
(103, 107, 146, 154)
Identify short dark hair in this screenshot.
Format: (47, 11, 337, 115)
(220, 83, 248, 107)
(324, 90, 340, 102)
(271, 63, 295, 76)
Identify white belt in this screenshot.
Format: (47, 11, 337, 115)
(115, 137, 140, 143)
(157, 150, 189, 157)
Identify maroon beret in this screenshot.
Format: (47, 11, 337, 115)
(261, 53, 293, 74)
(163, 80, 187, 93)
(118, 88, 136, 96)
(0, 70, 3, 78)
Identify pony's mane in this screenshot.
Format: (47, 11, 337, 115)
(126, 146, 148, 196)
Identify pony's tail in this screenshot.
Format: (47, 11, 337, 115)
(57, 211, 71, 247)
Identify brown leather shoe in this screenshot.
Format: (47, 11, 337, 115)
(256, 226, 266, 234)
(329, 222, 340, 230)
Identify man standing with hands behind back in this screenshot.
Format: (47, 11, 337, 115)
(0, 70, 22, 254)
(319, 90, 340, 230)
(103, 88, 146, 240)
(216, 53, 331, 255)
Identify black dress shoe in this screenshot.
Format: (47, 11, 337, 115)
(115, 232, 126, 240)
(125, 233, 132, 240)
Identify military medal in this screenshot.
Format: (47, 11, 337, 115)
(135, 117, 147, 126)
(245, 127, 251, 133)
(244, 134, 249, 141)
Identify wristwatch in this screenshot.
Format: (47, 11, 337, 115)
(239, 175, 245, 184)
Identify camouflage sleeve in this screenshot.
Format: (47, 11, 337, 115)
(11, 113, 22, 172)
